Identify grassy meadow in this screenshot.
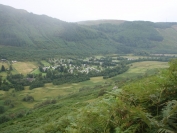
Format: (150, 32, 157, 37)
(0, 62, 9, 68)
(12, 62, 38, 75)
(0, 76, 108, 113)
(112, 61, 169, 81)
(128, 61, 168, 73)
(40, 60, 50, 66)
(121, 54, 149, 59)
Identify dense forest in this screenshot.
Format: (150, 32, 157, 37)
(0, 4, 177, 60)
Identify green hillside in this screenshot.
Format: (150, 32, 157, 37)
(88, 21, 177, 53)
(0, 4, 177, 60)
(0, 4, 117, 59)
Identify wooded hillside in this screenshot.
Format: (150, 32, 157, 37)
(0, 4, 177, 60)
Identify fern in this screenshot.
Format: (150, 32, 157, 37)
(158, 100, 177, 133)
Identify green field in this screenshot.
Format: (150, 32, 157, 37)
(0, 62, 9, 68)
(0, 76, 107, 112)
(40, 60, 50, 66)
(128, 61, 168, 73)
(12, 62, 38, 75)
(112, 61, 168, 81)
(28, 76, 105, 100)
(121, 54, 149, 59)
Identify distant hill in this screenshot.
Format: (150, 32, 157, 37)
(86, 21, 177, 53)
(0, 4, 177, 60)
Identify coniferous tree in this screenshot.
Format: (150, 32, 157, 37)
(9, 65, 13, 71)
(1, 65, 5, 71)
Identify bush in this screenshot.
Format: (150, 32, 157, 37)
(98, 89, 107, 97)
(0, 84, 10, 91)
(29, 81, 44, 89)
(0, 106, 5, 114)
(4, 99, 12, 106)
(16, 112, 24, 118)
(0, 115, 10, 124)
(34, 99, 56, 109)
(4, 100, 15, 108)
(22, 95, 34, 102)
(79, 86, 91, 92)
(14, 85, 24, 91)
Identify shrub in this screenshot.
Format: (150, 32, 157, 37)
(14, 84, 24, 91)
(4, 99, 12, 106)
(98, 89, 107, 97)
(16, 112, 24, 118)
(4, 100, 15, 108)
(0, 115, 10, 124)
(0, 84, 10, 91)
(79, 86, 91, 92)
(22, 95, 34, 102)
(29, 81, 44, 89)
(0, 106, 5, 114)
(34, 99, 56, 109)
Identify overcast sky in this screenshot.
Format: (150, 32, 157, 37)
(0, 0, 177, 22)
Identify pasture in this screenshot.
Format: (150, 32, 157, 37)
(0, 76, 106, 110)
(112, 61, 169, 81)
(0, 62, 9, 69)
(128, 61, 168, 73)
(24, 76, 105, 101)
(40, 60, 50, 66)
(12, 62, 38, 75)
(121, 54, 149, 59)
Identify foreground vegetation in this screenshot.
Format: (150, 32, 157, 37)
(1, 57, 176, 132)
